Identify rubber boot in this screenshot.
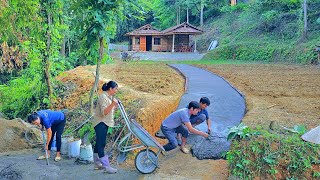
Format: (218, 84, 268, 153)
(100, 155, 117, 174)
(93, 153, 103, 170)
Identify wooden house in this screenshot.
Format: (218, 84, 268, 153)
(125, 22, 203, 52)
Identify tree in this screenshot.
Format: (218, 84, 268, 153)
(72, 0, 121, 114)
(302, 0, 308, 40)
(0, 0, 65, 118)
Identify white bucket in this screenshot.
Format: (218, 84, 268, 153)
(51, 135, 57, 152)
(68, 138, 81, 158)
(79, 144, 94, 162)
(61, 136, 73, 155)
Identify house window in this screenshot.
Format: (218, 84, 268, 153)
(154, 38, 161, 45)
(135, 37, 140, 44)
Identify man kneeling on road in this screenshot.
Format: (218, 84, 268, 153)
(161, 101, 209, 154)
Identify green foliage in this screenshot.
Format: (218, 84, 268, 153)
(78, 122, 95, 143)
(227, 127, 320, 179)
(227, 123, 260, 140)
(0, 0, 67, 118)
(200, 0, 320, 63)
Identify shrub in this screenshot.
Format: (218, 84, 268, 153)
(227, 127, 320, 180)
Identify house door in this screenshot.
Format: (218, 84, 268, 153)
(140, 36, 146, 51)
(146, 36, 152, 51)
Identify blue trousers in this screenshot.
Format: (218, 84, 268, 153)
(48, 119, 66, 152)
(161, 125, 189, 151)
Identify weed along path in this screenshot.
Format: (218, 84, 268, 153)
(170, 64, 246, 159)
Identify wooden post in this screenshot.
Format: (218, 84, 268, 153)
(172, 34, 175, 52)
(194, 36, 197, 53)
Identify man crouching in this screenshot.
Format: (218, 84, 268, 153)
(160, 101, 209, 154)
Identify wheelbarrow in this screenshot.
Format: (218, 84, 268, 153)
(117, 100, 165, 174)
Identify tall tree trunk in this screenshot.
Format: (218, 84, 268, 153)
(176, 6, 180, 25)
(178, 6, 181, 24)
(303, 0, 308, 40)
(60, 37, 66, 57)
(67, 38, 71, 56)
(44, 3, 52, 106)
(89, 38, 104, 114)
(187, 8, 189, 23)
(200, 1, 204, 28)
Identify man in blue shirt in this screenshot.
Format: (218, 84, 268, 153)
(190, 97, 212, 133)
(161, 101, 209, 154)
(27, 110, 66, 162)
(176, 97, 212, 146)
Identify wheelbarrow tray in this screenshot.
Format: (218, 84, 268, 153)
(130, 119, 165, 151)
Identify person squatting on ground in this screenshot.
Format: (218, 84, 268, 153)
(190, 97, 211, 132)
(161, 101, 209, 154)
(27, 110, 66, 162)
(92, 80, 118, 174)
(177, 97, 212, 145)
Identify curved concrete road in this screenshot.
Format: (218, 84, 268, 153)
(170, 64, 246, 159)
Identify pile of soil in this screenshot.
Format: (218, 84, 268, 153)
(0, 118, 42, 153)
(56, 63, 185, 142)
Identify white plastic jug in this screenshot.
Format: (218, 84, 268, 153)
(79, 144, 94, 162)
(68, 138, 81, 158)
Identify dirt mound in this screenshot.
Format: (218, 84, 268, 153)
(0, 118, 42, 153)
(56, 63, 185, 137)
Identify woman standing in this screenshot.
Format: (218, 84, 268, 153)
(27, 110, 66, 162)
(92, 80, 118, 174)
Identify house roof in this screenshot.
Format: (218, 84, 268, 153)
(125, 24, 162, 36)
(162, 22, 203, 35)
(126, 22, 204, 36)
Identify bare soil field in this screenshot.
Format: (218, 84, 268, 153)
(196, 64, 320, 129)
(0, 62, 319, 179)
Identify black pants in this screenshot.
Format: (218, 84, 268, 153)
(94, 122, 109, 158)
(48, 119, 66, 152)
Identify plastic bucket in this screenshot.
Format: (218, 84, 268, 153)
(68, 138, 81, 158)
(79, 144, 94, 162)
(61, 136, 73, 155)
(51, 135, 57, 151)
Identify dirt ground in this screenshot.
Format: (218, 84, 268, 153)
(0, 62, 319, 179)
(196, 64, 320, 129)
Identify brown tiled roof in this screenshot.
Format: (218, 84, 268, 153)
(125, 22, 204, 36)
(125, 24, 162, 36)
(162, 22, 203, 35)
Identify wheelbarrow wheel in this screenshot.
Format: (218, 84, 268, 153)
(135, 149, 157, 174)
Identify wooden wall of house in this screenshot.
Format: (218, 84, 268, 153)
(129, 34, 192, 52)
(130, 36, 141, 51)
(151, 36, 171, 52)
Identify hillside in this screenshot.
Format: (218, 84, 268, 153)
(197, 1, 320, 64)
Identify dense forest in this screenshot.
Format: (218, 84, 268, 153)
(0, 0, 319, 119)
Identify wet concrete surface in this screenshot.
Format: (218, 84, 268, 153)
(0, 149, 140, 180)
(169, 64, 246, 159)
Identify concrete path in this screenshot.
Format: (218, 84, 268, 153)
(169, 64, 246, 159)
